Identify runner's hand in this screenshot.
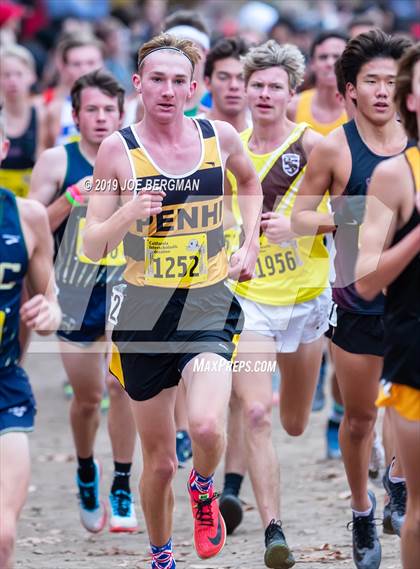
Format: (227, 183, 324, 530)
(20, 294, 61, 334)
(261, 212, 297, 244)
(125, 190, 166, 222)
(73, 176, 94, 205)
(228, 241, 259, 282)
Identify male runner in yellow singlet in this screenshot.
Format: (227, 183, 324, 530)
(226, 39, 329, 569)
(83, 34, 262, 569)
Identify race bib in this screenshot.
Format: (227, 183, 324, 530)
(76, 218, 126, 266)
(254, 240, 301, 279)
(224, 227, 241, 259)
(108, 284, 126, 326)
(144, 234, 208, 286)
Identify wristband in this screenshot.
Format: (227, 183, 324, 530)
(65, 189, 77, 206)
(67, 184, 84, 204)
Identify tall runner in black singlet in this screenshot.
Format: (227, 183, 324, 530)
(30, 70, 139, 534)
(292, 30, 412, 569)
(0, 114, 60, 569)
(84, 34, 261, 569)
(356, 43, 420, 569)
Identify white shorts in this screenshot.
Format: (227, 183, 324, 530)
(237, 288, 331, 353)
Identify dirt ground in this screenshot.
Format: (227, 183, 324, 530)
(15, 344, 402, 569)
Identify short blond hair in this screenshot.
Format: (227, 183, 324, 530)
(243, 40, 305, 90)
(137, 33, 201, 76)
(0, 44, 36, 73)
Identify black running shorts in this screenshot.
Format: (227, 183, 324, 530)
(110, 281, 243, 401)
(327, 305, 384, 357)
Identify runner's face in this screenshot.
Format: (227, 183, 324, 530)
(135, 51, 196, 122)
(207, 57, 246, 117)
(247, 67, 292, 125)
(406, 60, 420, 129)
(350, 58, 398, 125)
(312, 37, 346, 88)
(63, 46, 103, 86)
(74, 87, 121, 145)
(0, 56, 35, 99)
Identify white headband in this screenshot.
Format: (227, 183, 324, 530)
(165, 25, 210, 51)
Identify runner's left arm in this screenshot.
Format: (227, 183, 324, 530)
(356, 158, 420, 300)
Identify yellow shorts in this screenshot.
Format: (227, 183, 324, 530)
(376, 383, 420, 422)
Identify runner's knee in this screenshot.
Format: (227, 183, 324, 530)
(244, 401, 271, 434)
(345, 412, 376, 439)
(189, 416, 223, 450)
(72, 393, 102, 415)
(144, 454, 177, 485)
(281, 412, 306, 437)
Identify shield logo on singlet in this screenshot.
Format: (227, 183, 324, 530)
(282, 153, 300, 177)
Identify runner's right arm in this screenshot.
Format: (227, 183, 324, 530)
(18, 199, 61, 334)
(83, 133, 165, 261)
(29, 147, 69, 231)
(291, 135, 337, 235)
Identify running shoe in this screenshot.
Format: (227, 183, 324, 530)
(326, 419, 341, 459)
(176, 430, 193, 468)
(219, 490, 243, 535)
(264, 519, 295, 569)
(368, 433, 385, 486)
(151, 548, 176, 569)
(382, 465, 406, 537)
(348, 490, 381, 569)
(188, 483, 226, 559)
(76, 460, 107, 533)
(109, 489, 139, 533)
(382, 502, 395, 535)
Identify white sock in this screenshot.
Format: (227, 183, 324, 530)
(389, 471, 405, 484)
(352, 500, 373, 517)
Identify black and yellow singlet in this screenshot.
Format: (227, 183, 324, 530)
(0, 107, 37, 198)
(117, 118, 228, 289)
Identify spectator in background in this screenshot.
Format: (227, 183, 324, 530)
(0, 44, 47, 197)
(288, 30, 348, 136)
(203, 36, 250, 132)
(348, 16, 377, 39)
(163, 10, 211, 117)
(44, 0, 109, 24)
(95, 17, 133, 94)
(0, 1, 25, 46)
(269, 15, 298, 47)
(45, 33, 103, 147)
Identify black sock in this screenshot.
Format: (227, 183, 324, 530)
(77, 456, 95, 483)
(111, 461, 132, 494)
(224, 472, 244, 496)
